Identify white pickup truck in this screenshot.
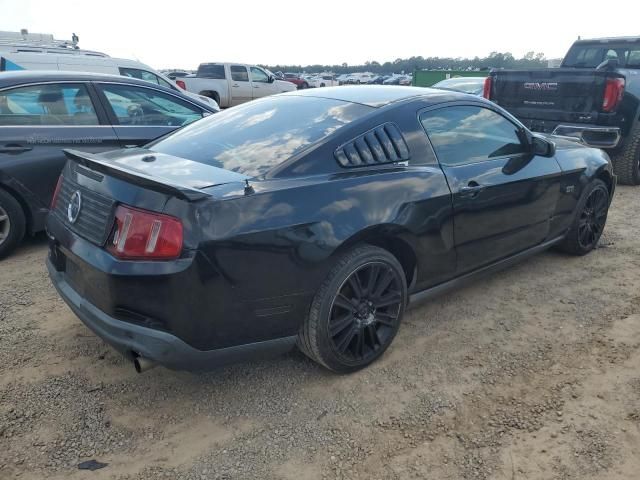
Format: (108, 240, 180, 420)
(180, 63, 297, 108)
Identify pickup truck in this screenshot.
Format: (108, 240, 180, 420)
(179, 63, 296, 108)
(485, 37, 640, 184)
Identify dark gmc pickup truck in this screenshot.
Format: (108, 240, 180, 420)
(485, 37, 640, 184)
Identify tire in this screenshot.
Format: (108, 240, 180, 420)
(298, 245, 407, 373)
(0, 189, 26, 260)
(558, 179, 610, 255)
(611, 123, 640, 185)
(300, 82, 308, 89)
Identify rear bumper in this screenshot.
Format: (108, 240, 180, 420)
(47, 258, 297, 371)
(551, 124, 621, 149)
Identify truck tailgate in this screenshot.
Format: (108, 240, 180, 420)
(490, 68, 623, 125)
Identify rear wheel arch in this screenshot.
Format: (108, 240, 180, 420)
(595, 167, 614, 195)
(199, 90, 220, 104)
(333, 228, 418, 289)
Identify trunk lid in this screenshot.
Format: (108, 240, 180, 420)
(51, 148, 248, 250)
(63, 148, 249, 202)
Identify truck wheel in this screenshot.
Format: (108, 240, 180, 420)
(0, 189, 26, 260)
(611, 123, 640, 185)
(297, 245, 407, 373)
(557, 179, 609, 256)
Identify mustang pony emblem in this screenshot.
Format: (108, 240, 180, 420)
(67, 190, 82, 224)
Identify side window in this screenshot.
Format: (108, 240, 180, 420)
(155, 76, 173, 89)
(119, 67, 159, 84)
(197, 64, 226, 79)
(119, 67, 173, 89)
(605, 49, 619, 61)
(250, 67, 269, 83)
(230, 65, 249, 82)
(626, 49, 640, 67)
(0, 83, 99, 126)
(420, 106, 525, 166)
(99, 84, 203, 127)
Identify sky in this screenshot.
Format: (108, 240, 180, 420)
(2, 0, 639, 70)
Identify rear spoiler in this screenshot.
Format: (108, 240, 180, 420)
(64, 149, 210, 202)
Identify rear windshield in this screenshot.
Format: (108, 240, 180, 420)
(148, 95, 372, 177)
(197, 64, 226, 79)
(563, 43, 640, 68)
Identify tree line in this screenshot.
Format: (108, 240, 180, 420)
(265, 51, 548, 74)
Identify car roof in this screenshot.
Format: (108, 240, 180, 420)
(281, 85, 476, 107)
(435, 77, 485, 85)
(573, 36, 640, 45)
(0, 70, 215, 110)
(0, 70, 169, 89)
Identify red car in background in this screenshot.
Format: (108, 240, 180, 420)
(283, 73, 309, 89)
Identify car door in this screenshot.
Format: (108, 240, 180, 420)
(250, 66, 274, 98)
(229, 65, 253, 106)
(420, 104, 563, 274)
(95, 82, 205, 147)
(0, 81, 119, 211)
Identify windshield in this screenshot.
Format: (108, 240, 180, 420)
(148, 95, 372, 177)
(563, 43, 640, 68)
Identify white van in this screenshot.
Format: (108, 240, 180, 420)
(0, 30, 219, 110)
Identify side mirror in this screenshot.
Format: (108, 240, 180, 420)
(531, 135, 556, 157)
(268, 75, 275, 83)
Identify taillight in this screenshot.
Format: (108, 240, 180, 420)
(176, 80, 186, 90)
(602, 77, 625, 112)
(483, 76, 492, 99)
(50, 175, 63, 209)
(107, 205, 183, 260)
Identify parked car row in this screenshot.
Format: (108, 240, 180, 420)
(267, 71, 414, 89)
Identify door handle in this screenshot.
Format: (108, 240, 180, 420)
(0, 144, 33, 154)
(459, 181, 485, 198)
(232, 84, 240, 87)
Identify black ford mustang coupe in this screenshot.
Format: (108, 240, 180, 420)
(46, 86, 615, 373)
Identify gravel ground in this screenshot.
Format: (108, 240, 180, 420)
(1, 186, 639, 480)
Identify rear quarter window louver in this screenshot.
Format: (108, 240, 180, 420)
(334, 123, 410, 168)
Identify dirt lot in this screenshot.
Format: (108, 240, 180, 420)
(1, 186, 639, 480)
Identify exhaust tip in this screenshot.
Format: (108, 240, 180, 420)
(133, 355, 156, 373)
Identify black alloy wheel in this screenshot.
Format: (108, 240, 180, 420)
(298, 245, 407, 373)
(577, 185, 608, 250)
(558, 179, 610, 255)
(328, 262, 402, 362)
